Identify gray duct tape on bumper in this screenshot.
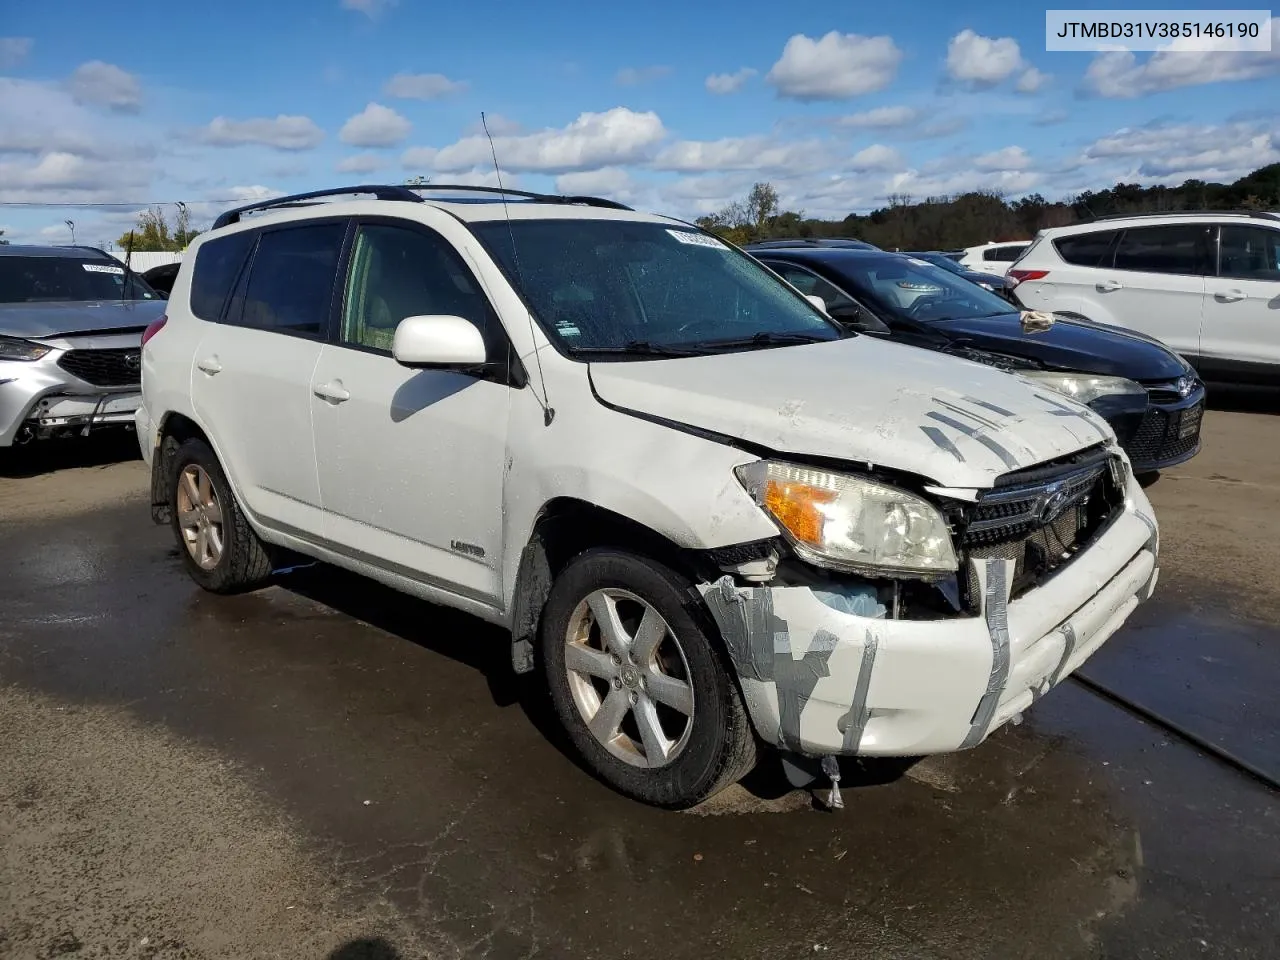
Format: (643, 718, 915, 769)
(960, 557, 1016, 749)
(839, 629, 879, 752)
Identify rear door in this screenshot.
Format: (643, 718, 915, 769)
(190, 218, 348, 539)
(1084, 223, 1211, 359)
(1201, 223, 1280, 382)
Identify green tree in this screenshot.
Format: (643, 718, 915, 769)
(116, 206, 199, 252)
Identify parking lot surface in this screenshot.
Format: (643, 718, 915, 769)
(1, 411, 1278, 960)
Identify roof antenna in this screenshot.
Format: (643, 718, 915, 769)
(482, 110, 554, 426)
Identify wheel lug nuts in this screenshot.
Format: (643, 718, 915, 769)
(612, 677, 623, 689)
(629, 692, 638, 705)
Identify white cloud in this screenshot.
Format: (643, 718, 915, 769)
(341, 0, 397, 18)
(847, 144, 902, 171)
(336, 153, 386, 174)
(1082, 122, 1280, 182)
(974, 146, 1034, 171)
(887, 166, 1042, 199)
(945, 30, 1025, 87)
(425, 107, 666, 174)
(383, 72, 468, 99)
(0, 78, 153, 160)
(427, 170, 520, 188)
(555, 167, 634, 196)
(652, 136, 835, 176)
(339, 102, 411, 147)
(67, 61, 142, 112)
(836, 106, 920, 130)
(616, 65, 672, 86)
(463, 113, 522, 136)
(0, 152, 150, 204)
(705, 68, 756, 95)
(1015, 67, 1050, 94)
(226, 185, 284, 202)
(766, 32, 902, 100)
(0, 37, 33, 69)
(1084, 21, 1280, 97)
(200, 115, 325, 151)
(1032, 109, 1070, 127)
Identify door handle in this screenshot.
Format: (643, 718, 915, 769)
(313, 380, 351, 404)
(196, 356, 222, 375)
(1215, 289, 1246, 303)
(1096, 279, 1123, 292)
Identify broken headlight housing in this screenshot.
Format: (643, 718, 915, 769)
(1020, 370, 1144, 405)
(0, 335, 51, 362)
(736, 461, 958, 577)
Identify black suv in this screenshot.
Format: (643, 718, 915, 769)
(746, 244, 1205, 475)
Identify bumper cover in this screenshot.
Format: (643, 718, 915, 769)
(700, 480, 1158, 758)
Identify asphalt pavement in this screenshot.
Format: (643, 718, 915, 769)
(1, 411, 1277, 960)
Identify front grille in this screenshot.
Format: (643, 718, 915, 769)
(1126, 402, 1203, 466)
(956, 455, 1124, 607)
(57, 348, 142, 387)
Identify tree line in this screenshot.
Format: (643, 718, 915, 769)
(695, 162, 1280, 251)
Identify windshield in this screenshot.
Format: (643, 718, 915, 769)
(831, 254, 1015, 324)
(0, 256, 161, 304)
(470, 219, 844, 357)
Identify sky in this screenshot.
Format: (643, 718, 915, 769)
(1, 0, 1278, 246)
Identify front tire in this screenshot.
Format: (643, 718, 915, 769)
(540, 548, 757, 808)
(167, 437, 273, 593)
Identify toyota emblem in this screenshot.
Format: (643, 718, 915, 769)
(1036, 482, 1070, 523)
(124, 351, 141, 371)
(1176, 375, 1194, 398)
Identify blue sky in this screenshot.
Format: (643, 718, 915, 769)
(1, 0, 1278, 245)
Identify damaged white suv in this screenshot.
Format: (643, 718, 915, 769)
(137, 185, 1160, 808)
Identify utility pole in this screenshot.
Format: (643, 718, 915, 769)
(64, 219, 76, 244)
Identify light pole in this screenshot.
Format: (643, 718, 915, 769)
(64, 220, 76, 244)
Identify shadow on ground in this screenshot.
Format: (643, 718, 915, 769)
(0, 430, 141, 478)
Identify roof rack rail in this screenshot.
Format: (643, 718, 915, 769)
(1084, 209, 1280, 223)
(211, 182, 635, 230)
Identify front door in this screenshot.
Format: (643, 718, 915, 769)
(310, 218, 511, 605)
(190, 219, 348, 538)
(1201, 223, 1280, 383)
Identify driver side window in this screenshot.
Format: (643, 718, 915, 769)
(765, 260, 889, 332)
(341, 223, 493, 353)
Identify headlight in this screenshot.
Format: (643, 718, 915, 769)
(0, 335, 51, 362)
(735, 461, 958, 576)
(1020, 371, 1145, 404)
(977, 281, 995, 290)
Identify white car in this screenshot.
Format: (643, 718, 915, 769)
(1008, 212, 1280, 384)
(136, 184, 1159, 808)
(955, 241, 1030, 273)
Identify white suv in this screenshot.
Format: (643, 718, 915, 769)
(1009, 212, 1280, 384)
(955, 241, 1030, 272)
(136, 184, 1160, 808)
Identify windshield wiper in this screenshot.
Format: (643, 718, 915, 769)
(570, 339, 713, 359)
(684, 331, 838, 351)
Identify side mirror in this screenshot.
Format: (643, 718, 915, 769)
(393, 315, 487, 369)
(804, 294, 829, 314)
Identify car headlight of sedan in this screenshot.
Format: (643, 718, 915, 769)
(1020, 370, 1145, 405)
(0, 335, 51, 362)
(736, 461, 958, 576)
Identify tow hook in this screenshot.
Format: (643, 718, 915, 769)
(821, 755, 844, 811)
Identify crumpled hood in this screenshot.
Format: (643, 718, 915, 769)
(0, 300, 164, 339)
(589, 336, 1116, 489)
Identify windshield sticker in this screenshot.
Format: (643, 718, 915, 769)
(82, 263, 125, 274)
(906, 257, 933, 267)
(666, 229, 727, 249)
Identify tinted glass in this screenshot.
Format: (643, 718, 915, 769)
(1113, 225, 1212, 276)
(1054, 231, 1117, 267)
(0, 255, 159, 304)
(765, 260, 891, 333)
(983, 245, 1027, 262)
(910, 253, 967, 275)
(341, 224, 494, 352)
(825, 254, 1014, 323)
(1219, 225, 1280, 281)
(190, 231, 255, 321)
(239, 223, 345, 336)
(472, 220, 840, 357)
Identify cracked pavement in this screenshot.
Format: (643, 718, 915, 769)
(1, 412, 1278, 959)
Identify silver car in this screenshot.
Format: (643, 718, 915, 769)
(0, 244, 165, 447)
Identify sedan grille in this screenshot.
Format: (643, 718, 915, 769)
(57, 348, 142, 387)
(956, 452, 1125, 607)
(1126, 402, 1203, 466)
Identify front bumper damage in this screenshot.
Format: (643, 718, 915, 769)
(699, 476, 1158, 759)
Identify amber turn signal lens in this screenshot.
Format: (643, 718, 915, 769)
(763, 478, 836, 546)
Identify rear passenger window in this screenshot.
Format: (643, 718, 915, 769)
(1113, 225, 1212, 276)
(1219, 226, 1280, 281)
(1053, 231, 1118, 267)
(238, 222, 346, 336)
(983, 245, 1027, 262)
(189, 231, 254, 322)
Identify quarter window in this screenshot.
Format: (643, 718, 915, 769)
(189, 231, 255, 322)
(1053, 231, 1118, 268)
(238, 222, 346, 336)
(1218, 225, 1280, 281)
(340, 223, 493, 352)
(983, 245, 1027, 262)
(1113, 225, 1213, 276)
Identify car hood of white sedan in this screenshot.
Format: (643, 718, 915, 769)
(587, 335, 1116, 489)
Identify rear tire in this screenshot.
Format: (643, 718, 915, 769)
(540, 548, 757, 808)
(167, 437, 273, 593)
